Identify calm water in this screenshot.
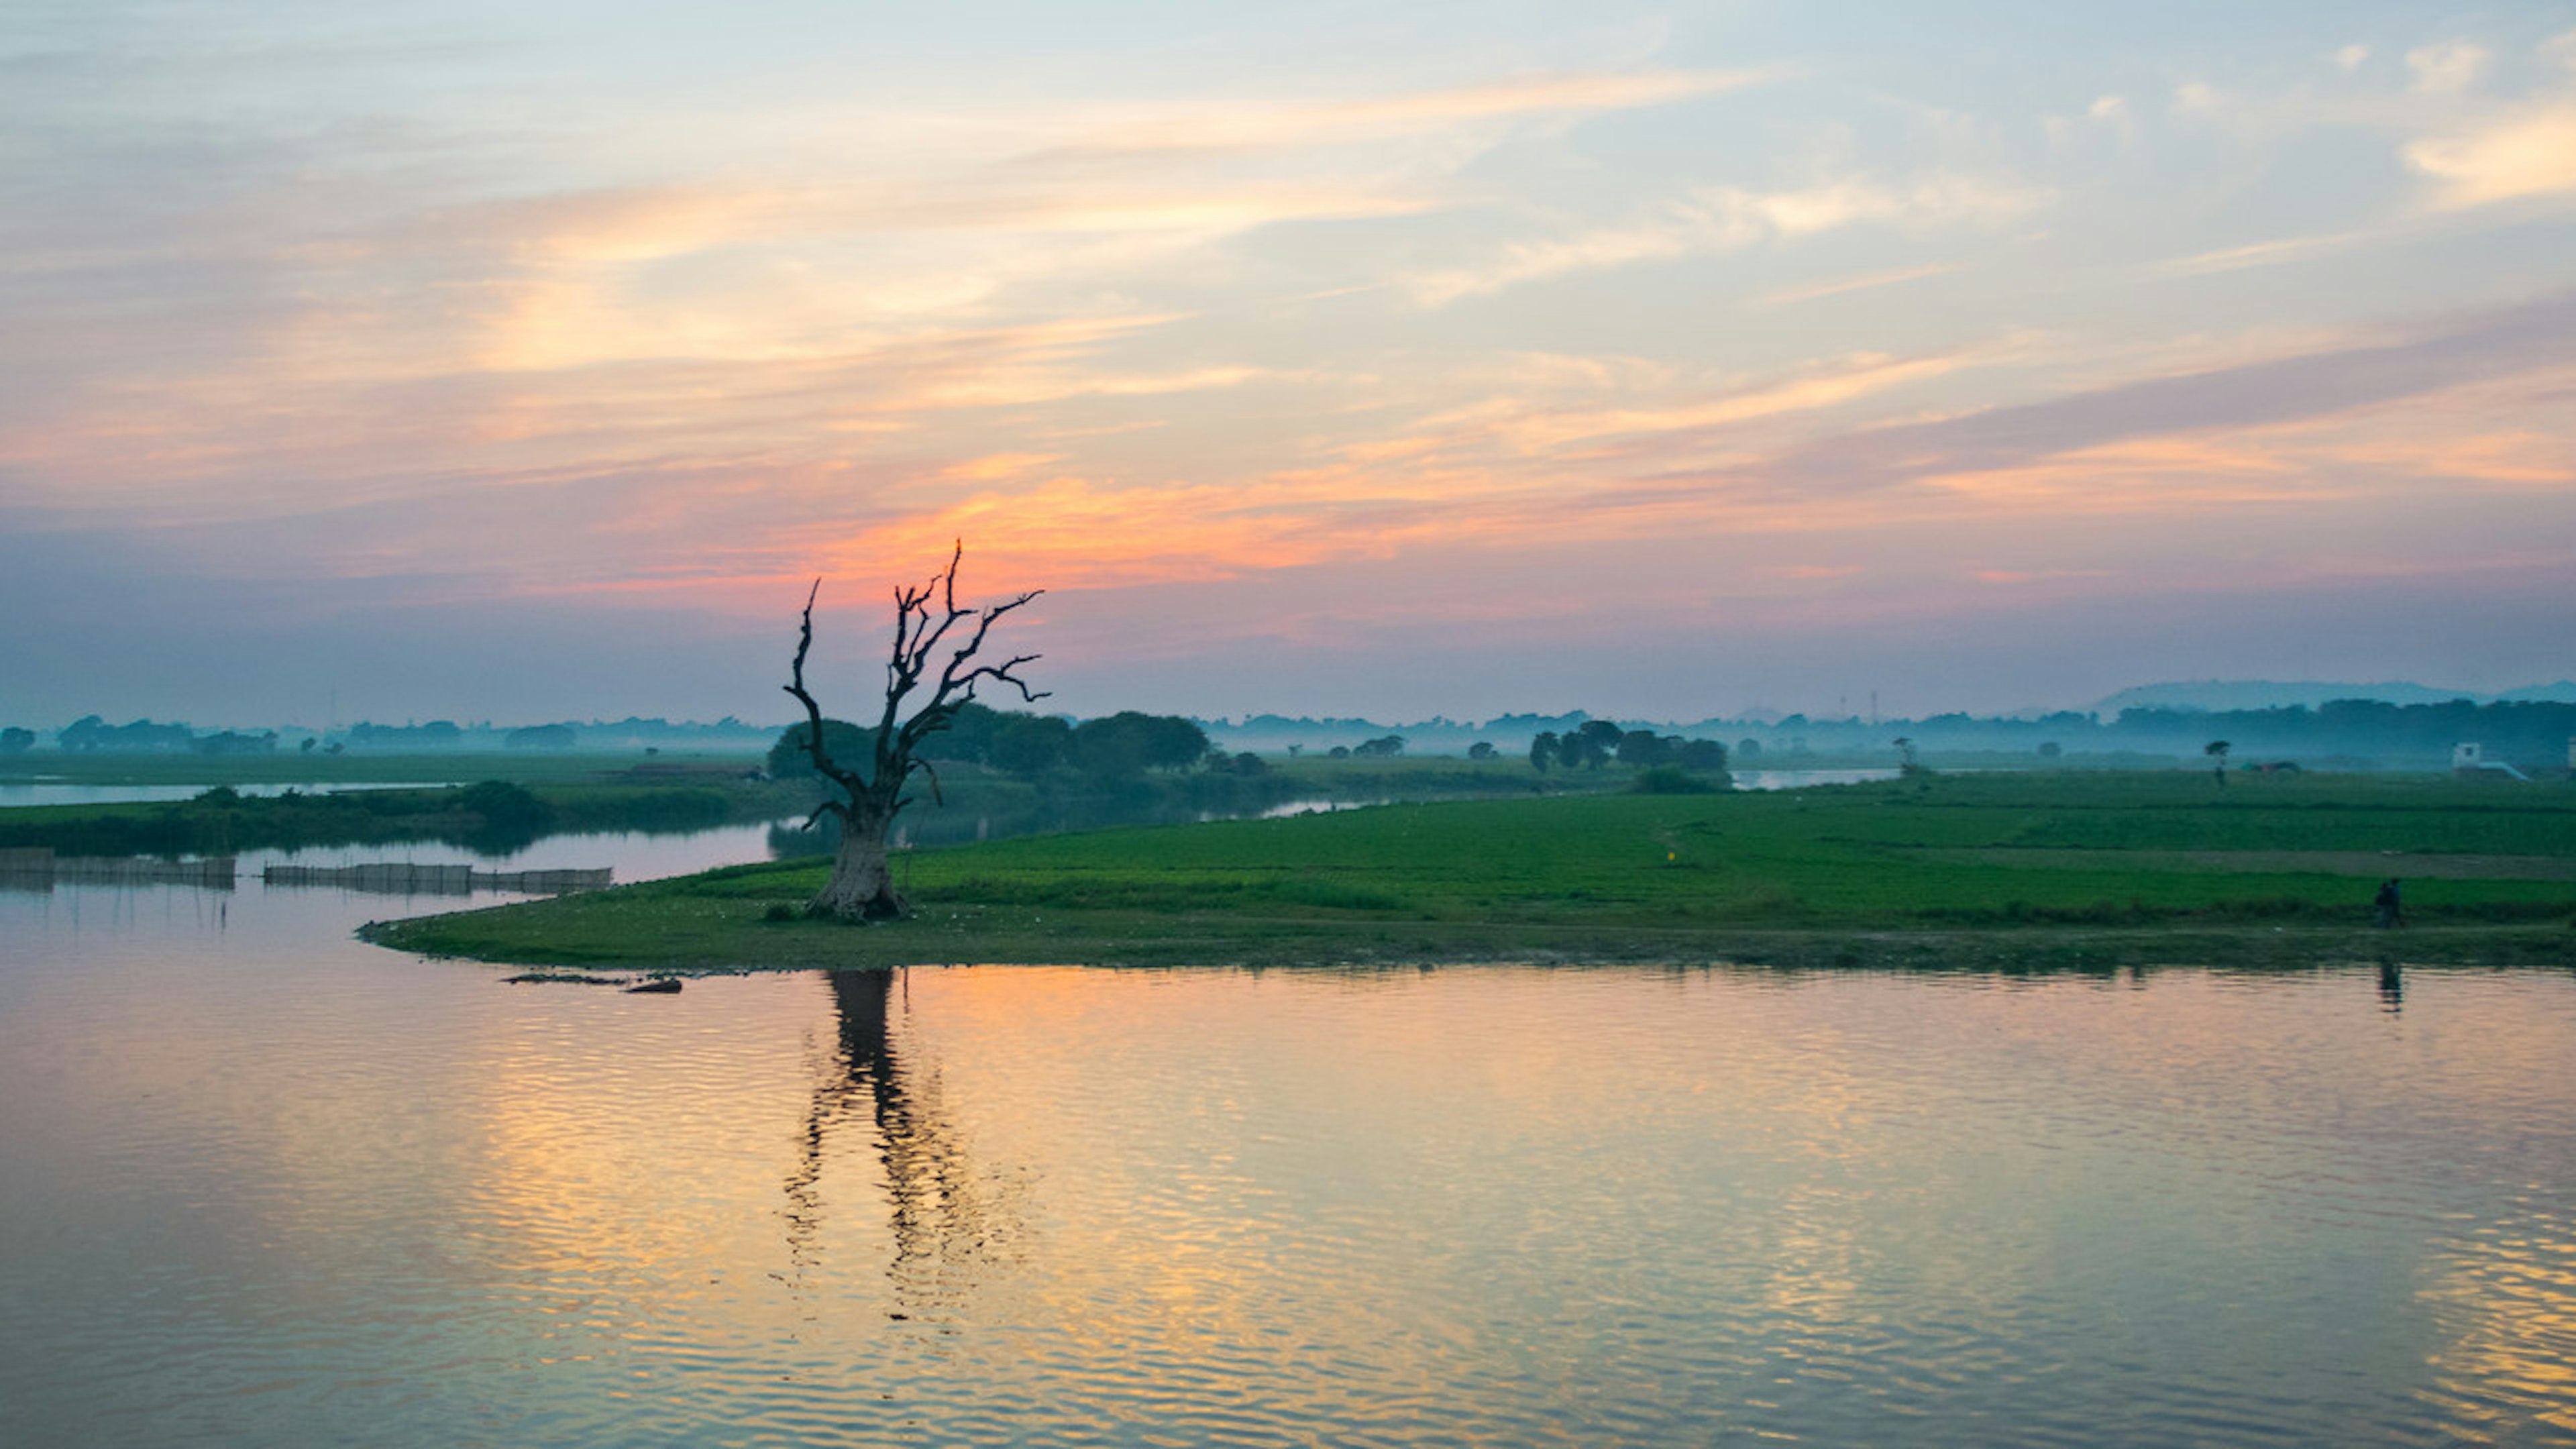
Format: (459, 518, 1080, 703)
(1734, 768, 1902, 790)
(3, 840, 2574, 1445)
(244, 822, 791, 881)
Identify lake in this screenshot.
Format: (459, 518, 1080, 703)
(3, 828, 2573, 1446)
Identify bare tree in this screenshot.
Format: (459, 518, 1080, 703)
(785, 543, 1044, 920)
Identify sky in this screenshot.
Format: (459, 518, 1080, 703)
(3, 1, 2573, 730)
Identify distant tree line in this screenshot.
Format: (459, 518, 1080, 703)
(767, 703, 1215, 784)
(20, 695, 2571, 768)
(346, 720, 466, 749)
(1527, 720, 1729, 776)
(2093, 699, 2576, 763)
(56, 716, 198, 753)
(9, 715, 798, 755)
(1766, 698, 2575, 764)
(42, 718, 285, 755)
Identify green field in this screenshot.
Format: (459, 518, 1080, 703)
(0, 777, 798, 857)
(363, 770, 2576, 971)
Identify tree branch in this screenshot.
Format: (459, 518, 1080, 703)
(782, 579, 868, 814)
(788, 544, 1042, 920)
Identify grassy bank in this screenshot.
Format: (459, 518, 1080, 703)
(0, 778, 800, 857)
(362, 771, 2576, 971)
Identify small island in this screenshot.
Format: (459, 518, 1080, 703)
(363, 769, 2576, 973)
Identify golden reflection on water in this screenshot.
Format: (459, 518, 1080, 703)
(241, 963, 2576, 1444)
(854, 965, 2576, 1441)
(2423, 1198, 2576, 1440)
(2397, 967, 2576, 1444)
(452, 983, 828, 1358)
(16, 912, 2576, 1445)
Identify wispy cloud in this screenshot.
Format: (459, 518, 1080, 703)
(2157, 229, 2378, 275)
(2407, 40, 2493, 95)
(1776, 296, 2576, 496)
(1409, 173, 2040, 305)
(1031, 67, 1779, 159)
(1754, 262, 1964, 307)
(1481, 347, 1990, 453)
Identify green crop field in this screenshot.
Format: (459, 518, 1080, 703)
(364, 770, 2576, 972)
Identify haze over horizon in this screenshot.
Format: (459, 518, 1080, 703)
(5, 3, 2573, 729)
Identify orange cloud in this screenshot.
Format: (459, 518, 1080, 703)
(943, 452, 1064, 481)
(814, 476, 1338, 588)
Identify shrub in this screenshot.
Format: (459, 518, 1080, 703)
(1631, 765, 1718, 794)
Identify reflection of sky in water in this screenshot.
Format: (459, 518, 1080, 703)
(1242, 771, 1903, 820)
(0, 824, 786, 908)
(3, 867, 2575, 1445)
(1255, 797, 1387, 819)
(245, 822, 786, 879)
(1734, 768, 1901, 790)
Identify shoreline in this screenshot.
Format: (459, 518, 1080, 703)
(363, 907, 2576, 973)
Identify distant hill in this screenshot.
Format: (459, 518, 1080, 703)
(2094, 680, 2576, 714)
(2496, 682, 2576, 704)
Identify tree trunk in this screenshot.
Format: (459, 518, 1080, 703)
(810, 815, 903, 921)
(782, 547, 1044, 925)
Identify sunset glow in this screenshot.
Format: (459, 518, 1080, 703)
(4, 3, 2572, 724)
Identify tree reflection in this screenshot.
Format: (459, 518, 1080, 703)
(783, 968, 1010, 1316)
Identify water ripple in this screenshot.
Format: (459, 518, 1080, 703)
(8, 895, 2576, 1445)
